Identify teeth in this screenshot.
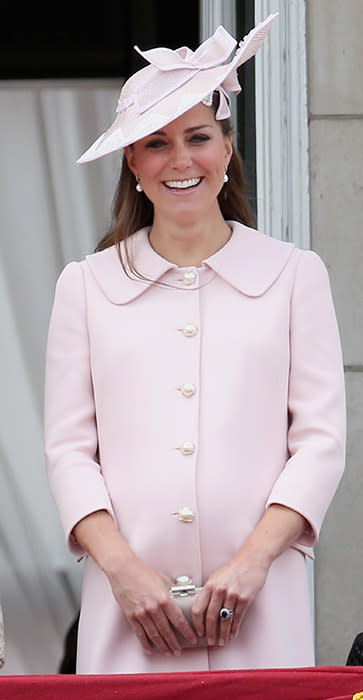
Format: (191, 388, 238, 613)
(165, 178, 201, 189)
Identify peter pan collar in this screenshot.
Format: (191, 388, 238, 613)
(85, 222, 295, 304)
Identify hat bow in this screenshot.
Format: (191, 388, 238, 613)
(116, 15, 277, 121)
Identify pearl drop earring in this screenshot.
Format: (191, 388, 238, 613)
(223, 171, 229, 184)
(136, 179, 143, 192)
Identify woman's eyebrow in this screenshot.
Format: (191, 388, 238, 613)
(184, 124, 212, 133)
(150, 124, 212, 136)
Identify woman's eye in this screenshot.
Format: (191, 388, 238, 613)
(145, 140, 166, 149)
(190, 134, 210, 143)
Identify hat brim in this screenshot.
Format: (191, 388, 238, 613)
(77, 65, 233, 163)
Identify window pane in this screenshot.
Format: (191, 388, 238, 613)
(236, 0, 256, 218)
(0, 1, 199, 79)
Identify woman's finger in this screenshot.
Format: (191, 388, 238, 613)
(164, 599, 198, 646)
(130, 618, 154, 655)
(191, 586, 211, 638)
(142, 614, 173, 655)
(217, 596, 237, 647)
(204, 587, 225, 646)
(149, 606, 183, 656)
(131, 608, 172, 656)
(229, 599, 248, 640)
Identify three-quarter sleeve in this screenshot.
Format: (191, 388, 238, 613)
(266, 250, 346, 546)
(44, 262, 114, 556)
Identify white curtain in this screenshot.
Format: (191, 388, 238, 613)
(0, 79, 120, 674)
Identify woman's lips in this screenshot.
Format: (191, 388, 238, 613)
(164, 177, 202, 190)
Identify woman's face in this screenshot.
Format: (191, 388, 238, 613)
(125, 103, 233, 223)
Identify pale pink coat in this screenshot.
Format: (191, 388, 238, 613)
(44, 222, 346, 674)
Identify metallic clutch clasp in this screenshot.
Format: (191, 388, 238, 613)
(169, 583, 196, 597)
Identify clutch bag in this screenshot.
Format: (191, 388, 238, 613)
(169, 577, 207, 648)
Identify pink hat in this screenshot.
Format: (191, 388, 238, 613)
(77, 13, 278, 164)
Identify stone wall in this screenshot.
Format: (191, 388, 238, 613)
(307, 0, 363, 665)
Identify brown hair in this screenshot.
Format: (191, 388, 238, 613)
(96, 94, 255, 257)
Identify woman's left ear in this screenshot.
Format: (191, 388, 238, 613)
(225, 135, 233, 164)
(124, 145, 136, 175)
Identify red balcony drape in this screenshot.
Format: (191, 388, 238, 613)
(1, 666, 363, 700)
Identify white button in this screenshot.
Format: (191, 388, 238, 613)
(175, 575, 192, 585)
(182, 323, 198, 337)
(182, 270, 197, 285)
(180, 383, 197, 397)
(177, 507, 194, 522)
(180, 441, 195, 455)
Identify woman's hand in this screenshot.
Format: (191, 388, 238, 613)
(191, 554, 269, 647)
(72, 510, 198, 656)
(191, 505, 308, 648)
(107, 552, 198, 656)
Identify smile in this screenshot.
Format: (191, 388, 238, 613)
(164, 177, 202, 189)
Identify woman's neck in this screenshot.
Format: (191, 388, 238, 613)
(149, 210, 232, 267)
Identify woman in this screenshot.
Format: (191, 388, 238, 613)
(44, 15, 346, 674)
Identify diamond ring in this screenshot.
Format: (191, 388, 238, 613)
(219, 607, 234, 620)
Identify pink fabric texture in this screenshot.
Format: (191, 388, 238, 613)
(44, 222, 346, 673)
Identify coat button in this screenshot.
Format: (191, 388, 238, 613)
(175, 575, 192, 585)
(177, 507, 195, 522)
(179, 441, 195, 455)
(182, 323, 198, 337)
(180, 383, 197, 397)
(182, 270, 197, 285)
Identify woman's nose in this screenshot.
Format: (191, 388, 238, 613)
(169, 143, 192, 169)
